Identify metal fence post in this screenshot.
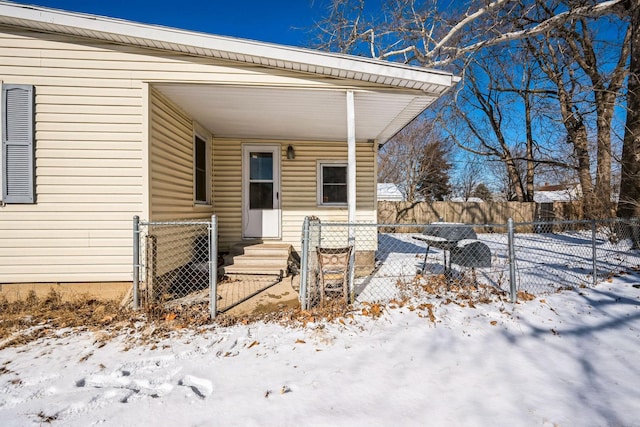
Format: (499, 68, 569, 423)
(210, 215, 218, 319)
(592, 219, 598, 287)
(348, 229, 356, 304)
(300, 217, 310, 310)
(132, 215, 140, 309)
(507, 218, 517, 303)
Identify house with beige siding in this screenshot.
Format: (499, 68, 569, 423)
(0, 1, 457, 296)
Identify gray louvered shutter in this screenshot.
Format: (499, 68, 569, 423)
(2, 84, 35, 203)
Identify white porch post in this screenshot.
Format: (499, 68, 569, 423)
(346, 90, 356, 226)
(346, 90, 356, 302)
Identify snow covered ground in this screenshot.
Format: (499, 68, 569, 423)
(1, 269, 640, 426)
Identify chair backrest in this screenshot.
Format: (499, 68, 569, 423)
(316, 246, 352, 273)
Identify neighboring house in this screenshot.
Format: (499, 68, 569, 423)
(533, 183, 581, 204)
(377, 183, 405, 202)
(533, 183, 581, 221)
(0, 2, 458, 286)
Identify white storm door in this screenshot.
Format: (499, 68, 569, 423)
(242, 145, 281, 239)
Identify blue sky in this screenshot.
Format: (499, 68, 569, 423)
(10, 0, 329, 47)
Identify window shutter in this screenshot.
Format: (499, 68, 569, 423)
(2, 84, 35, 204)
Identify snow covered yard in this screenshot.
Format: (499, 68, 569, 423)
(1, 271, 640, 426)
(359, 232, 640, 300)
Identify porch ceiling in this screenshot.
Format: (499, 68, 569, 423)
(153, 84, 437, 143)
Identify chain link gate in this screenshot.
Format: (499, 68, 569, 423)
(133, 216, 217, 318)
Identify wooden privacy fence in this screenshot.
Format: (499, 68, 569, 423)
(378, 201, 537, 226)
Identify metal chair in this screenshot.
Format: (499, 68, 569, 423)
(316, 246, 353, 304)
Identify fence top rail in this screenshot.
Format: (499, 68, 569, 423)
(515, 218, 639, 227)
(311, 218, 639, 229)
(313, 221, 507, 228)
(139, 220, 213, 226)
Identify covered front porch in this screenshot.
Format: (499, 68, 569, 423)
(141, 80, 453, 313)
(138, 35, 458, 314)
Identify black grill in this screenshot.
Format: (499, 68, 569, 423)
(413, 222, 491, 271)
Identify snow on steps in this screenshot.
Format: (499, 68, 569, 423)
(223, 243, 292, 277)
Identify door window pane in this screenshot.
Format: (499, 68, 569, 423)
(250, 152, 273, 180)
(250, 182, 273, 209)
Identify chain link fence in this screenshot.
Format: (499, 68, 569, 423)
(510, 219, 640, 295)
(130, 216, 640, 315)
(299, 217, 640, 309)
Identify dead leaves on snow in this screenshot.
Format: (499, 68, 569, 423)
(418, 303, 436, 322)
(517, 290, 536, 301)
(360, 302, 382, 318)
(0, 289, 130, 350)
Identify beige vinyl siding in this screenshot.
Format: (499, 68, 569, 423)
(147, 89, 214, 276)
(212, 139, 243, 250)
(149, 87, 213, 220)
(213, 139, 376, 252)
(0, 32, 145, 283)
(281, 141, 377, 251)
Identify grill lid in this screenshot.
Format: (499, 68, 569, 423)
(423, 222, 477, 242)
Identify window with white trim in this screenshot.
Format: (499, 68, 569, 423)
(1, 83, 35, 204)
(194, 133, 210, 204)
(318, 161, 347, 206)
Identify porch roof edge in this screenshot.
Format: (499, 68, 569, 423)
(0, 1, 458, 96)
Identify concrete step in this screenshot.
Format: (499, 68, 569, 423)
(223, 242, 290, 264)
(227, 256, 288, 270)
(223, 266, 286, 276)
(223, 243, 292, 276)
(242, 243, 292, 257)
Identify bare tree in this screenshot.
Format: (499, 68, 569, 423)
(313, 0, 626, 67)
(378, 116, 452, 202)
(527, 6, 631, 218)
(530, 34, 598, 214)
(443, 47, 549, 201)
(453, 159, 484, 200)
(314, 0, 632, 218)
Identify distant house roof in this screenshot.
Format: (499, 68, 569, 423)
(449, 197, 484, 203)
(534, 184, 580, 203)
(377, 183, 405, 201)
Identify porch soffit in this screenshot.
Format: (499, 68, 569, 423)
(153, 84, 437, 143)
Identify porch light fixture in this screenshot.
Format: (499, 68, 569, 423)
(286, 144, 295, 160)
